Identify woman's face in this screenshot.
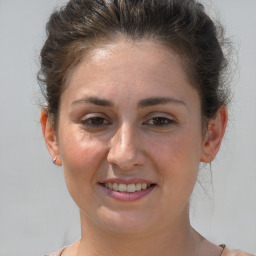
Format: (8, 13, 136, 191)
(51, 40, 209, 234)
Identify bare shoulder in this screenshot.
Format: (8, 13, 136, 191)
(44, 247, 66, 256)
(229, 250, 254, 256)
(199, 239, 255, 256)
(223, 248, 255, 256)
(44, 240, 80, 256)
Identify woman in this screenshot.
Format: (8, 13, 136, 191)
(38, 0, 253, 255)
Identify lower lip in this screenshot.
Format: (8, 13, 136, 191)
(99, 184, 156, 202)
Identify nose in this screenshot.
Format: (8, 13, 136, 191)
(107, 124, 145, 171)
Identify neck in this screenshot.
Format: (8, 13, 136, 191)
(77, 208, 202, 256)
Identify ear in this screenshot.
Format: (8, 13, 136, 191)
(40, 108, 62, 166)
(200, 107, 228, 163)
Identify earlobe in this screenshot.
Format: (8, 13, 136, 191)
(200, 107, 228, 163)
(40, 108, 62, 166)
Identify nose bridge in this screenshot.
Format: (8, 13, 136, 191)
(107, 122, 143, 170)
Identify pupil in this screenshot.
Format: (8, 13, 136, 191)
(153, 117, 165, 125)
(92, 117, 103, 125)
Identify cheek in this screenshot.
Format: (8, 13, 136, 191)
(152, 127, 202, 195)
(58, 127, 107, 196)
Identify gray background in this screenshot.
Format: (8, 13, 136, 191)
(0, 0, 255, 255)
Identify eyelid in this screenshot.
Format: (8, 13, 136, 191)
(145, 117, 174, 125)
(81, 112, 107, 120)
(144, 112, 175, 120)
(80, 113, 112, 127)
(143, 112, 177, 126)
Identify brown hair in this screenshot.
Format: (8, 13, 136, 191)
(38, 0, 230, 128)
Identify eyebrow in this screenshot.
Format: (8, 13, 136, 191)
(71, 96, 186, 108)
(138, 97, 186, 108)
(72, 97, 114, 107)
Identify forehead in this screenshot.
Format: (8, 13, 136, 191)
(62, 39, 199, 107)
(86, 39, 180, 63)
(85, 40, 186, 75)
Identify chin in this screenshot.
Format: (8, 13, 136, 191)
(94, 207, 159, 236)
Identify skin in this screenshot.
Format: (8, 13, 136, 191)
(41, 40, 228, 256)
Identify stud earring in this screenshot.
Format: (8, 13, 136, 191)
(52, 156, 57, 163)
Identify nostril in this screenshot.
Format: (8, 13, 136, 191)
(107, 150, 139, 170)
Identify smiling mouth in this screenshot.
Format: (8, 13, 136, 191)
(99, 183, 156, 193)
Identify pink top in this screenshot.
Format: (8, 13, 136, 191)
(45, 244, 254, 256)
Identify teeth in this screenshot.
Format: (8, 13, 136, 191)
(135, 183, 142, 190)
(141, 183, 147, 189)
(119, 184, 127, 192)
(113, 183, 118, 191)
(103, 182, 153, 193)
(127, 184, 136, 193)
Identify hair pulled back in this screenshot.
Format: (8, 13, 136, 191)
(38, 0, 229, 127)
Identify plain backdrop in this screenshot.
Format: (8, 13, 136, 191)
(0, 0, 255, 255)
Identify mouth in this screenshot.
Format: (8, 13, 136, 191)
(99, 182, 156, 193)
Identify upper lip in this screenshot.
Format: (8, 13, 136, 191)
(99, 178, 156, 185)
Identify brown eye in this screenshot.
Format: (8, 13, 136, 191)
(89, 117, 105, 125)
(81, 116, 111, 128)
(152, 117, 170, 125)
(148, 117, 174, 126)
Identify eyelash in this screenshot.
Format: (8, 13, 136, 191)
(81, 116, 111, 128)
(144, 116, 175, 127)
(80, 115, 175, 129)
